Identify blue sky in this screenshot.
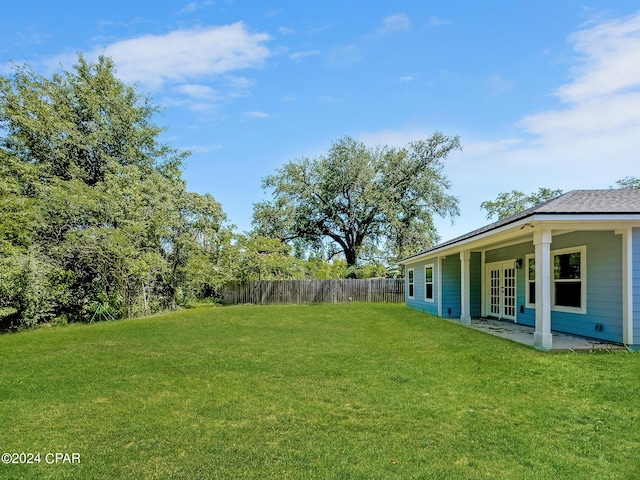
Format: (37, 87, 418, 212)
(3, 1, 640, 243)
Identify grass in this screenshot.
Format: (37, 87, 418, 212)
(0, 303, 639, 479)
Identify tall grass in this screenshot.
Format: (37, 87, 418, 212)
(0, 304, 638, 479)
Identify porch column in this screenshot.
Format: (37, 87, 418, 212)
(437, 257, 443, 317)
(620, 228, 634, 345)
(533, 229, 552, 351)
(460, 250, 471, 325)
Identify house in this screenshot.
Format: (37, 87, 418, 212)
(400, 190, 640, 351)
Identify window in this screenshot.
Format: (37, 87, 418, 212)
(424, 264, 434, 301)
(553, 248, 584, 311)
(408, 268, 414, 299)
(526, 246, 586, 313)
(526, 255, 535, 306)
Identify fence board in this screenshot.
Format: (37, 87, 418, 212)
(222, 279, 404, 305)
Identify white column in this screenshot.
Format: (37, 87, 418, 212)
(480, 251, 486, 317)
(437, 257, 443, 317)
(533, 229, 552, 351)
(460, 250, 471, 325)
(621, 228, 634, 345)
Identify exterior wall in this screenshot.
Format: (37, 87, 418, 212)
(551, 231, 622, 342)
(484, 240, 534, 325)
(405, 258, 439, 316)
(470, 252, 482, 317)
(405, 229, 627, 343)
(633, 228, 640, 344)
(441, 255, 461, 318)
(482, 231, 623, 342)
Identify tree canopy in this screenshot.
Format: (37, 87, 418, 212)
(0, 55, 231, 326)
(613, 176, 640, 189)
(252, 134, 461, 269)
(480, 188, 563, 220)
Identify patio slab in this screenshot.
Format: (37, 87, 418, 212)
(456, 317, 626, 351)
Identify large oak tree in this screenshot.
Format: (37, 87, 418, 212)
(252, 134, 461, 268)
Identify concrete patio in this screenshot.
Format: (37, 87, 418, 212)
(455, 317, 626, 351)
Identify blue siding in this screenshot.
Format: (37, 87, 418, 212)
(441, 256, 461, 318)
(550, 231, 622, 342)
(470, 252, 482, 317)
(483, 232, 624, 341)
(633, 228, 640, 344)
(405, 258, 439, 316)
(405, 229, 629, 344)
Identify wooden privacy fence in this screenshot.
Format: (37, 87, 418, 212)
(223, 278, 405, 305)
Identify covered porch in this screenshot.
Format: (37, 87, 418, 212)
(454, 223, 635, 351)
(455, 317, 627, 351)
(403, 191, 640, 352)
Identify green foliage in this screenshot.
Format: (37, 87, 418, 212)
(253, 134, 461, 268)
(480, 187, 564, 220)
(612, 176, 640, 189)
(0, 55, 230, 326)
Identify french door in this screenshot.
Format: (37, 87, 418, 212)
(486, 262, 517, 321)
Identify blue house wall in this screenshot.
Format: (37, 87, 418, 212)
(405, 260, 439, 316)
(470, 252, 482, 317)
(633, 228, 640, 343)
(405, 252, 481, 319)
(441, 255, 461, 318)
(551, 230, 622, 342)
(405, 229, 628, 344)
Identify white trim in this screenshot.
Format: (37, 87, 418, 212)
(407, 268, 415, 299)
(424, 263, 435, 302)
(525, 253, 535, 308)
(551, 245, 587, 315)
(437, 257, 443, 316)
(401, 216, 640, 266)
(485, 259, 517, 321)
(534, 229, 553, 351)
(621, 228, 633, 344)
(480, 250, 487, 317)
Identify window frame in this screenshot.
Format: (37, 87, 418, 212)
(551, 246, 586, 314)
(525, 246, 587, 314)
(424, 263, 434, 302)
(525, 254, 535, 308)
(407, 268, 415, 299)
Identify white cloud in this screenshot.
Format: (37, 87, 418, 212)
(485, 73, 515, 95)
(290, 50, 320, 60)
(515, 11, 640, 156)
(357, 11, 640, 241)
(82, 23, 271, 90)
(376, 13, 411, 35)
(556, 13, 640, 103)
(427, 16, 452, 28)
(180, 1, 215, 14)
(175, 84, 218, 100)
(244, 111, 271, 119)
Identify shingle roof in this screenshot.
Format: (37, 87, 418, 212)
(402, 189, 640, 263)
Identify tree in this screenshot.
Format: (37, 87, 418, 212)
(253, 134, 461, 269)
(0, 54, 229, 326)
(480, 188, 563, 220)
(612, 176, 640, 189)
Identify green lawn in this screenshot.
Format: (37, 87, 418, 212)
(0, 303, 638, 479)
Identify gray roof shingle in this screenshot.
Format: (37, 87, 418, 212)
(402, 189, 640, 262)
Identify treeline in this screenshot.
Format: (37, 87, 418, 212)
(0, 55, 390, 329)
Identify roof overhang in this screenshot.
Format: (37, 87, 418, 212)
(401, 213, 640, 265)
